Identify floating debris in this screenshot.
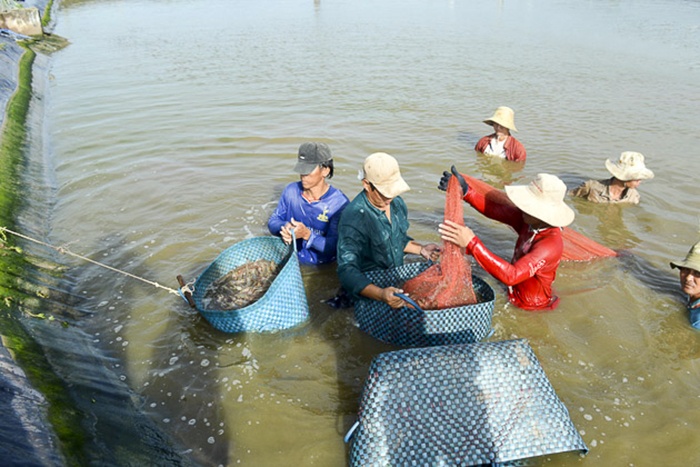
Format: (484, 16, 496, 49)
(202, 259, 279, 310)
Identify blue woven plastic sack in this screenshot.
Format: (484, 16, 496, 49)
(347, 339, 588, 466)
(191, 236, 309, 333)
(354, 261, 495, 347)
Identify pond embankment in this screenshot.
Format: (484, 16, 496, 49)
(1, 4, 64, 464)
(1, 2, 195, 464)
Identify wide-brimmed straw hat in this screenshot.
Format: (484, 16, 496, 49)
(483, 106, 518, 132)
(504, 173, 575, 227)
(605, 151, 654, 181)
(362, 152, 410, 198)
(670, 241, 700, 272)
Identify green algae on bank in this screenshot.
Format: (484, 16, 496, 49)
(0, 46, 36, 272)
(41, 0, 55, 27)
(0, 40, 90, 464)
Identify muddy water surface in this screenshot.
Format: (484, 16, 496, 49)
(42, 0, 700, 465)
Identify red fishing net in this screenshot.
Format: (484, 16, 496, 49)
(402, 176, 478, 310)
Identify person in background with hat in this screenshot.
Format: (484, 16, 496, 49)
(336, 152, 441, 308)
(569, 151, 654, 204)
(438, 166, 574, 311)
(268, 142, 349, 265)
(670, 241, 700, 330)
(474, 106, 527, 162)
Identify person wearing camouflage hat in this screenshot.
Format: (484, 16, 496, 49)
(670, 241, 700, 330)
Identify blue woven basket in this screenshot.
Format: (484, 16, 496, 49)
(191, 236, 309, 333)
(346, 339, 588, 466)
(354, 261, 495, 347)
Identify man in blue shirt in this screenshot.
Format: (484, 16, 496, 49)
(268, 142, 349, 265)
(670, 241, 700, 329)
(337, 152, 441, 308)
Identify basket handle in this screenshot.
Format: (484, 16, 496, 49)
(394, 292, 424, 312)
(177, 274, 196, 308)
(343, 420, 360, 443)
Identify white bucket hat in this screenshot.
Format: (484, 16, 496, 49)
(362, 152, 410, 198)
(670, 241, 700, 272)
(484, 106, 518, 132)
(605, 151, 654, 181)
(505, 173, 575, 227)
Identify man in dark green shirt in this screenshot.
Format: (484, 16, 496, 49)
(337, 152, 441, 308)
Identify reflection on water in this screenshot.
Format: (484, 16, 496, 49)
(473, 153, 527, 188)
(571, 201, 641, 251)
(35, 0, 700, 465)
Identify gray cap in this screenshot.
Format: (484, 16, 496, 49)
(293, 142, 332, 175)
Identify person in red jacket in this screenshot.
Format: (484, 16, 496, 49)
(474, 106, 527, 162)
(438, 167, 575, 311)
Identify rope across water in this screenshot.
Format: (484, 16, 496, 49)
(0, 226, 181, 296)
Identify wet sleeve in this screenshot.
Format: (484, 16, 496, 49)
(337, 221, 372, 297)
(268, 186, 291, 236)
(467, 236, 557, 286)
(394, 197, 413, 251)
(506, 138, 526, 162)
(464, 188, 525, 232)
(569, 181, 592, 199)
(474, 135, 490, 153)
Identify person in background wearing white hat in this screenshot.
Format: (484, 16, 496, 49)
(474, 106, 527, 162)
(336, 153, 442, 308)
(268, 142, 350, 265)
(438, 166, 574, 311)
(569, 151, 654, 204)
(670, 241, 700, 330)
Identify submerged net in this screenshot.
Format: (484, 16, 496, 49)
(402, 176, 478, 310)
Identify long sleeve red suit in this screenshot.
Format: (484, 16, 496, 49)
(463, 188, 563, 310)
